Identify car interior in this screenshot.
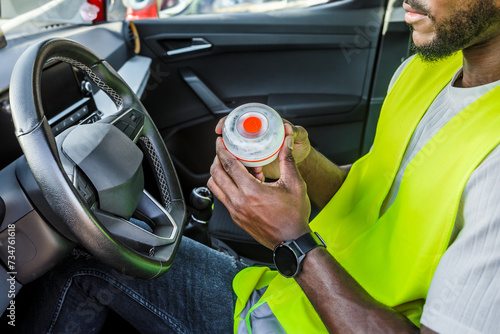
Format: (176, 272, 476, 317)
(0, 0, 411, 331)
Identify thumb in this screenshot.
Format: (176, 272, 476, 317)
(279, 135, 300, 181)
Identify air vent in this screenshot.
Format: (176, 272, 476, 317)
(0, 91, 10, 115)
(43, 23, 70, 31)
(0, 99, 10, 115)
(124, 21, 141, 54)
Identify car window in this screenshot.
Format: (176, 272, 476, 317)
(0, 0, 93, 39)
(114, 0, 332, 20)
(161, 0, 331, 16)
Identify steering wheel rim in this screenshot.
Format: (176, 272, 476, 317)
(9, 38, 186, 279)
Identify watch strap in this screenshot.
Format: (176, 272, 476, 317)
(294, 231, 326, 256)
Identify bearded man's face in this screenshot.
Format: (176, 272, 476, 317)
(403, 0, 500, 61)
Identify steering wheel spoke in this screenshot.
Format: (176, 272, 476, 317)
(104, 107, 146, 142)
(73, 167, 98, 209)
(94, 190, 180, 254)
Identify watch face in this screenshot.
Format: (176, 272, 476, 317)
(274, 245, 298, 277)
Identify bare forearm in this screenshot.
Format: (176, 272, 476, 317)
(295, 247, 422, 334)
(298, 148, 349, 210)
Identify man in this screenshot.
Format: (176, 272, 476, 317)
(22, 0, 500, 333)
(208, 0, 500, 332)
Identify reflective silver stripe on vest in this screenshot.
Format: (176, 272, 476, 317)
(237, 287, 286, 334)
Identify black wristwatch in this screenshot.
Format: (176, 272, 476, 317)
(273, 232, 326, 278)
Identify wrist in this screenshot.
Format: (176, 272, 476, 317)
(294, 245, 329, 280)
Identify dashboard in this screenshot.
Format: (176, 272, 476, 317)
(0, 61, 100, 170)
(41, 61, 101, 134)
(0, 21, 150, 170)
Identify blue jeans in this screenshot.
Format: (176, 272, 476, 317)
(19, 237, 247, 333)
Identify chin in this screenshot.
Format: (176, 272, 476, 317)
(412, 30, 438, 49)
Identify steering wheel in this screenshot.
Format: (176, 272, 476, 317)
(9, 38, 186, 279)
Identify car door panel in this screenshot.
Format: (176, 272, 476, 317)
(133, 0, 392, 194)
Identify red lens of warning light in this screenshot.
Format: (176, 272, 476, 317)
(243, 116, 262, 133)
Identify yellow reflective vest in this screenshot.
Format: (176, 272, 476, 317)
(233, 52, 500, 333)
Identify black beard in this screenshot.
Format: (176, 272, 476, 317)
(410, 0, 500, 62)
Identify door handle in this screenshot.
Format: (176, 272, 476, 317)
(166, 38, 212, 56)
(179, 68, 230, 114)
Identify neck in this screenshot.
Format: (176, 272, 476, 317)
(458, 33, 500, 88)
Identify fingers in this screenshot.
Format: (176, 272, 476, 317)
(282, 119, 308, 143)
(209, 137, 267, 221)
(249, 166, 265, 182)
(284, 122, 293, 137)
(278, 135, 301, 183)
(249, 170, 264, 182)
(213, 137, 256, 188)
(207, 175, 228, 207)
(208, 151, 238, 205)
(215, 116, 227, 135)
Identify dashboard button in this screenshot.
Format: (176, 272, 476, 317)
(124, 125, 134, 137)
(115, 121, 128, 132)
